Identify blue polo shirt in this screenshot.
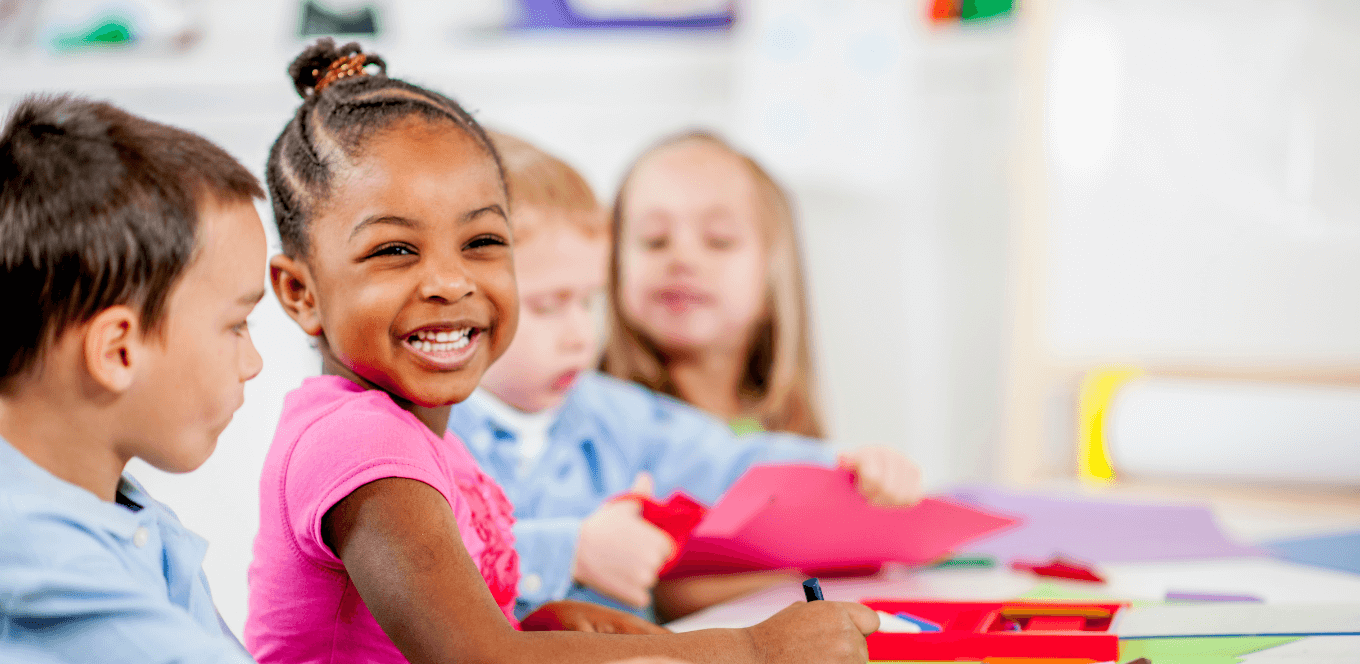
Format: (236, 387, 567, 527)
(0, 437, 252, 663)
(448, 371, 836, 617)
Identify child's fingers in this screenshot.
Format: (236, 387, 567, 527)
(629, 471, 655, 497)
(873, 455, 906, 505)
(895, 458, 923, 504)
(854, 452, 890, 503)
(637, 520, 677, 571)
(844, 446, 924, 506)
(879, 454, 922, 505)
(837, 601, 881, 635)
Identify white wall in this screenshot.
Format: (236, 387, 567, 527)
(1044, 0, 1360, 362)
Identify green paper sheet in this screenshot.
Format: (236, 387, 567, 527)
(1119, 636, 1300, 663)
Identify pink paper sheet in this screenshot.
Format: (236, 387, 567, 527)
(662, 465, 1019, 577)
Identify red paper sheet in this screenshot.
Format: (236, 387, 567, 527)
(662, 465, 1019, 577)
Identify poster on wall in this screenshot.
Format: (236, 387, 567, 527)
(513, 0, 732, 30)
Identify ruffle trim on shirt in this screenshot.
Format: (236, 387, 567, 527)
(455, 469, 520, 623)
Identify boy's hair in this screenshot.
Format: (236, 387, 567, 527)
(0, 95, 263, 391)
(602, 131, 824, 438)
(268, 38, 505, 258)
(486, 131, 606, 242)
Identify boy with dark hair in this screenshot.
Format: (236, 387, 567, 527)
(0, 95, 267, 663)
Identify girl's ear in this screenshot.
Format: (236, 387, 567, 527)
(83, 305, 142, 393)
(270, 254, 324, 337)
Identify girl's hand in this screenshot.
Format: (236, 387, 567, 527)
(521, 600, 670, 635)
(574, 473, 675, 608)
(837, 446, 923, 506)
(745, 600, 879, 664)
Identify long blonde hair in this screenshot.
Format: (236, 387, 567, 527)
(601, 131, 824, 438)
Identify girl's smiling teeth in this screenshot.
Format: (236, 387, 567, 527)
(406, 327, 473, 353)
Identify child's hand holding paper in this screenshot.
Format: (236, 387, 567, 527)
(574, 473, 676, 607)
(837, 445, 923, 506)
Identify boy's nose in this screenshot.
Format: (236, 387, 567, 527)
(241, 331, 263, 382)
(560, 310, 593, 352)
(565, 299, 603, 356)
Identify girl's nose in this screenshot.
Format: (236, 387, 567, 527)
(665, 229, 702, 275)
(419, 259, 475, 303)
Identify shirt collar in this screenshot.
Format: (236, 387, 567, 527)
(464, 389, 560, 442)
(0, 435, 152, 539)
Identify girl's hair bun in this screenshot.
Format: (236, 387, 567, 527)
(287, 37, 387, 99)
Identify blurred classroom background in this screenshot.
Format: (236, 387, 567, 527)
(3, 0, 1358, 636)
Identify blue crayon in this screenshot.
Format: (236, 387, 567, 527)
(894, 611, 943, 632)
(803, 578, 824, 602)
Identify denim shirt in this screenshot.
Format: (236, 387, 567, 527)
(448, 371, 835, 617)
(0, 437, 251, 663)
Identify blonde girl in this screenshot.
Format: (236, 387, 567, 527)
(604, 132, 822, 437)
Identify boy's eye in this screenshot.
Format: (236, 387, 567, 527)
(528, 292, 570, 316)
(367, 243, 416, 258)
(231, 320, 250, 335)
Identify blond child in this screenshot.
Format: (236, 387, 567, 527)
(0, 95, 267, 662)
(449, 132, 921, 622)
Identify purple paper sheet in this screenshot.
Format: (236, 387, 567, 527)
(950, 486, 1262, 563)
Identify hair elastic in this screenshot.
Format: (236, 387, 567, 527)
(312, 53, 368, 94)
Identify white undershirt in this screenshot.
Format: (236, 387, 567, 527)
(466, 389, 560, 470)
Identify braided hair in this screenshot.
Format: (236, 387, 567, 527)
(267, 38, 505, 257)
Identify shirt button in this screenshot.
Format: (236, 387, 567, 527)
(132, 526, 149, 548)
(520, 573, 542, 594)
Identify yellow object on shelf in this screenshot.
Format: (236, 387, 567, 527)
(1076, 366, 1144, 485)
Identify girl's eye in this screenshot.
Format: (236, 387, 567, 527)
(368, 243, 415, 258)
(707, 236, 736, 250)
(529, 301, 563, 316)
(231, 320, 250, 335)
(641, 235, 668, 250)
(466, 234, 508, 251)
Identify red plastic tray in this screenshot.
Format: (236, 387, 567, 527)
(861, 600, 1127, 662)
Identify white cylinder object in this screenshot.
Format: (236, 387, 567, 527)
(1106, 378, 1360, 485)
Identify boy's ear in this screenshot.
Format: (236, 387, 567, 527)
(270, 254, 323, 336)
(83, 305, 143, 393)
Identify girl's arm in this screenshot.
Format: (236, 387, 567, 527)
(323, 477, 879, 664)
(653, 571, 803, 623)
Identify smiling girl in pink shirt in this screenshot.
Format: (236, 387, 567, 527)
(244, 39, 879, 664)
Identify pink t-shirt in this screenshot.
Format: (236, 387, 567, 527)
(245, 376, 519, 664)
